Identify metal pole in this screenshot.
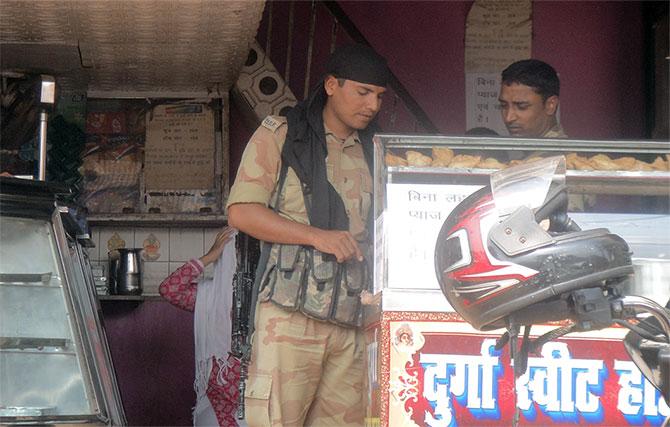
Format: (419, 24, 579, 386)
(38, 111, 48, 181)
(303, 0, 317, 100)
(284, 1, 294, 82)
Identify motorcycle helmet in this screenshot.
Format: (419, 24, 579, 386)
(434, 158, 634, 331)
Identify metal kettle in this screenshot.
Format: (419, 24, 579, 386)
(108, 248, 143, 295)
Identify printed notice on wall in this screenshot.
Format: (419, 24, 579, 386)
(385, 183, 482, 290)
(464, 0, 531, 135)
(464, 0, 532, 73)
(144, 104, 215, 190)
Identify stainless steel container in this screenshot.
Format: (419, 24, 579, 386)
(107, 252, 119, 295)
(108, 248, 143, 295)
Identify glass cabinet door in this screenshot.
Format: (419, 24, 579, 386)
(0, 214, 104, 422)
(66, 234, 126, 424)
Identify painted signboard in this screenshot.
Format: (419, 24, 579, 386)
(368, 312, 668, 427)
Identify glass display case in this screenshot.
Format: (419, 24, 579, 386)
(0, 177, 125, 425)
(366, 135, 670, 427)
(373, 135, 670, 311)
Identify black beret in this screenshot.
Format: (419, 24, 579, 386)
(325, 44, 390, 87)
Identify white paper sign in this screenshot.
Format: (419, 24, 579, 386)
(465, 72, 507, 135)
(385, 183, 483, 290)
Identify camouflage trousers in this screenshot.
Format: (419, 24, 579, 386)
(244, 302, 365, 427)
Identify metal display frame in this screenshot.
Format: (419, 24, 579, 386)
(365, 135, 670, 427)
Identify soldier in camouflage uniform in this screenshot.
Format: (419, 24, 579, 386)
(498, 59, 568, 138)
(227, 44, 390, 426)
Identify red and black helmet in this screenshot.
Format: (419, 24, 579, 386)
(435, 181, 634, 331)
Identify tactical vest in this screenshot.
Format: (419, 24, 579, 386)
(255, 161, 369, 328)
(257, 244, 367, 327)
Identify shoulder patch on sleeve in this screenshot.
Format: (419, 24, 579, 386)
(261, 116, 285, 133)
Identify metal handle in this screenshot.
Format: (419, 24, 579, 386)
(38, 111, 48, 181)
(619, 295, 670, 338)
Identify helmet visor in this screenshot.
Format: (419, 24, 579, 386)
(490, 156, 566, 219)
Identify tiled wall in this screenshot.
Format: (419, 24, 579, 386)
(88, 226, 223, 295)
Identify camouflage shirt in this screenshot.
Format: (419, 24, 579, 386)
(543, 123, 567, 138)
(227, 115, 372, 242)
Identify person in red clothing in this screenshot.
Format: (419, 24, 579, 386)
(159, 226, 240, 427)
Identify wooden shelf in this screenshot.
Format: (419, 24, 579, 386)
(97, 294, 164, 301)
(98, 295, 165, 302)
(98, 295, 143, 301)
(88, 213, 227, 227)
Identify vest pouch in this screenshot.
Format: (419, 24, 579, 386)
(256, 263, 277, 303)
(300, 249, 339, 320)
(265, 244, 306, 310)
(342, 259, 367, 292)
(331, 259, 367, 327)
(279, 244, 301, 272)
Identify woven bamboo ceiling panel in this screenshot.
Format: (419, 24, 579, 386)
(0, 0, 265, 96)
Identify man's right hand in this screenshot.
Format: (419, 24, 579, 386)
(229, 203, 363, 263)
(310, 228, 363, 263)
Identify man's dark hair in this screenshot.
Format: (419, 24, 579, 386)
(501, 59, 560, 101)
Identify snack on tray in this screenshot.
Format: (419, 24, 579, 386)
(651, 156, 669, 171)
(573, 158, 595, 170)
(522, 155, 545, 163)
(386, 146, 667, 173)
(432, 147, 454, 164)
(477, 157, 507, 169)
(612, 156, 637, 170)
(506, 156, 545, 168)
(631, 160, 654, 171)
(589, 154, 620, 171)
(406, 150, 433, 167)
(385, 152, 408, 167)
(566, 153, 585, 169)
(449, 154, 481, 168)
(431, 158, 452, 167)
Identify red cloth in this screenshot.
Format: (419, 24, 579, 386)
(159, 260, 240, 426)
(159, 259, 202, 311)
(208, 354, 242, 427)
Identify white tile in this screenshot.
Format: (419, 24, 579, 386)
(142, 261, 169, 296)
(169, 228, 204, 262)
(134, 227, 169, 262)
(88, 228, 101, 261)
(89, 259, 105, 270)
(98, 227, 135, 262)
(84, 246, 97, 262)
(89, 260, 106, 279)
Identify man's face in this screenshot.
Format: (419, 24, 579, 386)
(498, 82, 558, 137)
(324, 76, 386, 135)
